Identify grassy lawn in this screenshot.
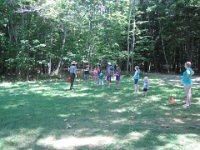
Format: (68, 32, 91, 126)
(0, 74, 200, 150)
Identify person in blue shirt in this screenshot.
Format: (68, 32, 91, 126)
(133, 66, 140, 93)
(143, 76, 149, 97)
(98, 70, 104, 88)
(68, 61, 77, 90)
(182, 61, 194, 108)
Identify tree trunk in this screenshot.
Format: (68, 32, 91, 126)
(53, 25, 66, 76)
(148, 62, 151, 72)
(126, 0, 132, 74)
(198, 40, 200, 72)
(190, 38, 194, 62)
(54, 60, 62, 76)
(48, 58, 51, 76)
(131, 0, 136, 72)
(158, 19, 169, 73)
(26, 70, 29, 81)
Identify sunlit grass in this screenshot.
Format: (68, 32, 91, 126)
(0, 74, 199, 149)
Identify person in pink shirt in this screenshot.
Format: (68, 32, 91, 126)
(93, 65, 99, 85)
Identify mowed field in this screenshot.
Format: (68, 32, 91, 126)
(0, 74, 200, 150)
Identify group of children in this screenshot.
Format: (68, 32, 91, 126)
(92, 63, 149, 96)
(92, 63, 121, 90)
(68, 61, 194, 108)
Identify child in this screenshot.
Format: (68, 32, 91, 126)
(98, 70, 104, 88)
(133, 66, 140, 93)
(182, 61, 194, 108)
(109, 65, 115, 83)
(93, 65, 99, 85)
(143, 76, 149, 97)
(115, 66, 121, 90)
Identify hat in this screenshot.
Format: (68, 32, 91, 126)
(71, 61, 77, 65)
(107, 62, 111, 65)
(135, 66, 139, 69)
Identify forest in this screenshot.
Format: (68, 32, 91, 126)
(0, 0, 200, 80)
(1, 1, 200, 149)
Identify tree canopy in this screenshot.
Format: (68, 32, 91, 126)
(0, 0, 200, 79)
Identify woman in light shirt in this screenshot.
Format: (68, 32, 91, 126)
(182, 61, 194, 108)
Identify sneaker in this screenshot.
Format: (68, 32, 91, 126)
(183, 104, 189, 108)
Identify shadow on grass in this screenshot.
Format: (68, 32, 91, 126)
(0, 76, 200, 149)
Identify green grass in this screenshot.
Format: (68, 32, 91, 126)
(0, 75, 200, 150)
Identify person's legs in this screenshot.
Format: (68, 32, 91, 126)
(98, 79, 102, 88)
(143, 89, 146, 96)
(188, 86, 192, 105)
(134, 79, 139, 93)
(107, 75, 111, 88)
(70, 73, 75, 90)
(144, 89, 148, 96)
(101, 79, 104, 88)
(117, 80, 120, 89)
(136, 84, 139, 92)
(86, 74, 89, 80)
(134, 84, 137, 92)
(107, 80, 110, 88)
(184, 85, 192, 106)
(84, 73, 86, 81)
(94, 75, 98, 84)
(134, 80, 136, 92)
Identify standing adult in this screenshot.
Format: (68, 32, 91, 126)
(69, 61, 77, 90)
(182, 61, 194, 108)
(106, 62, 112, 88)
(115, 65, 121, 90)
(83, 64, 90, 81)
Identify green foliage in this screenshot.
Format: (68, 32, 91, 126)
(0, 0, 200, 78)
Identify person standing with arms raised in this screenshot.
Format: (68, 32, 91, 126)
(68, 61, 77, 90)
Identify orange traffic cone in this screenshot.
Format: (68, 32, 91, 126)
(171, 96, 175, 104)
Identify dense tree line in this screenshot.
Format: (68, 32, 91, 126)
(0, 0, 200, 80)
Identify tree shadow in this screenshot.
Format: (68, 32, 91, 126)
(0, 76, 200, 149)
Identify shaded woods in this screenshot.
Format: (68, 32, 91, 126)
(0, 0, 200, 80)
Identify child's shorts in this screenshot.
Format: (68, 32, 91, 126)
(134, 79, 138, 84)
(116, 76, 120, 81)
(107, 74, 111, 81)
(143, 88, 148, 92)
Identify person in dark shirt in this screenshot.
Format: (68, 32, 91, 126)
(83, 64, 90, 81)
